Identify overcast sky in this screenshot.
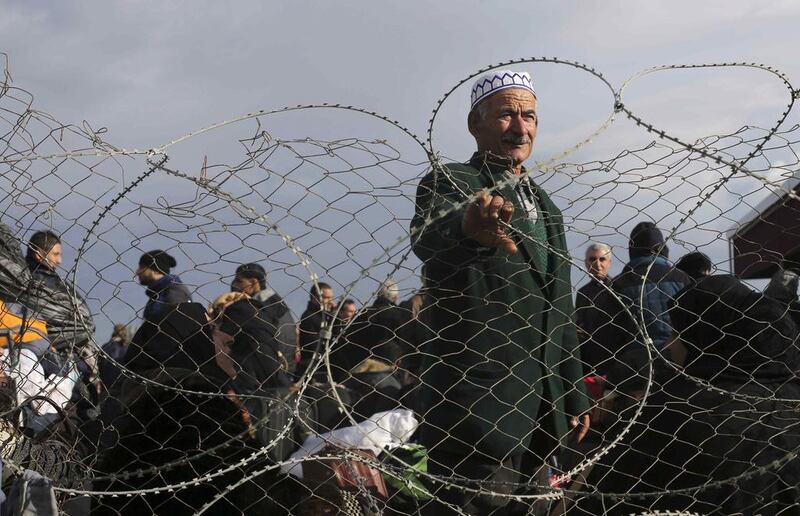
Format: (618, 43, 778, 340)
(2, 1, 799, 337)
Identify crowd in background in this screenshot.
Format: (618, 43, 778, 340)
(0, 219, 798, 514)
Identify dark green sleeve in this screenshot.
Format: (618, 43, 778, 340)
(545, 203, 592, 417)
(561, 304, 593, 417)
(410, 166, 496, 268)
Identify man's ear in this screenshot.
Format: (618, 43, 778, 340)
(467, 110, 480, 138)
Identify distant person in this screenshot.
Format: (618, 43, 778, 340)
(575, 243, 621, 376)
(331, 297, 358, 358)
(231, 263, 297, 376)
(608, 222, 691, 393)
(338, 279, 407, 420)
(396, 292, 434, 385)
(25, 230, 96, 359)
(296, 282, 335, 382)
(25, 230, 98, 391)
(213, 297, 290, 393)
(338, 298, 357, 324)
(765, 264, 800, 327)
(344, 278, 407, 366)
(136, 250, 191, 322)
(674, 251, 712, 280)
(99, 323, 131, 389)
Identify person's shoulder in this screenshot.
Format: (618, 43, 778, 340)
(577, 279, 598, 295)
(664, 265, 692, 286)
(417, 160, 482, 185)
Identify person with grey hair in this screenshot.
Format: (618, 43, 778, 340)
(575, 242, 621, 375)
(377, 277, 399, 303)
(410, 69, 590, 515)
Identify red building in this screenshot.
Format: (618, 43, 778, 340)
(730, 176, 800, 279)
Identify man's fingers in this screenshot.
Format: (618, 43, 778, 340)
(472, 190, 491, 212)
(571, 414, 591, 443)
(499, 201, 514, 223)
(487, 195, 505, 220)
(498, 236, 517, 255)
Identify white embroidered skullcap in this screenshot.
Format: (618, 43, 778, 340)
(470, 69, 536, 111)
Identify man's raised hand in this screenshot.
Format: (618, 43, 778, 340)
(461, 190, 517, 255)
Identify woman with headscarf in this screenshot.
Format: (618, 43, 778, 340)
(574, 275, 800, 515)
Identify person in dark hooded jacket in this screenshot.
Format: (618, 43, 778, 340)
(342, 277, 408, 368)
(135, 250, 191, 322)
(606, 222, 691, 393)
(296, 282, 335, 382)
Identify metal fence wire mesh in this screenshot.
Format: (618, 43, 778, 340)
(0, 54, 799, 515)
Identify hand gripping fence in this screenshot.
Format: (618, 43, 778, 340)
(0, 52, 799, 515)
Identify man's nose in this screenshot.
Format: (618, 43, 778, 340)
(509, 113, 526, 132)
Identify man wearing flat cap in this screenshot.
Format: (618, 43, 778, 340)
(411, 70, 591, 514)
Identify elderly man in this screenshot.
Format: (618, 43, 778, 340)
(411, 70, 591, 514)
(575, 243, 620, 376)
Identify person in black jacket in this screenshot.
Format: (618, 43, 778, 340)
(574, 275, 800, 515)
(574, 242, 621, 376)
(230, 263, 297, 377)
(674, 250, 713, 280)
(26, 230, 97, 375)
(296, 282, 335, 382)
(135, 250, 191, 322)
(123, 302, 215, 378)
(214, 297, 290, 393)
(343, 277, 408, 367)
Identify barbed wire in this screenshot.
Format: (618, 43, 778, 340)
(0, 52, 799, 514)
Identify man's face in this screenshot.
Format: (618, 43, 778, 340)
(231, 275, 260, 296)
(585, 248, 612, 280)
(319, 287, 334, 311)
(37, 243, 63, 269)
(136, 265, 155, 286)
(340, 302, 356, 322)
(469, 88, 538, 169)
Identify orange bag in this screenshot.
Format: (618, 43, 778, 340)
(0, 301, 48, 346)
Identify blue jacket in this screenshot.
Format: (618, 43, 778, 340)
(611, 255, 691, 349)
(143, 274, 191, 322)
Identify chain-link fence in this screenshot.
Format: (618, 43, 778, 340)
(0, 54, 799, 515)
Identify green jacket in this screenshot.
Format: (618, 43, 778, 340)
(410, 153, 591, 459)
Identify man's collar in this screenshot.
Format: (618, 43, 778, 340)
(594, 275, 612, 286)
(469, 151, 524, 176)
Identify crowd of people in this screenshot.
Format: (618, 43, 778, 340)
(0, 67, 796, 515)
